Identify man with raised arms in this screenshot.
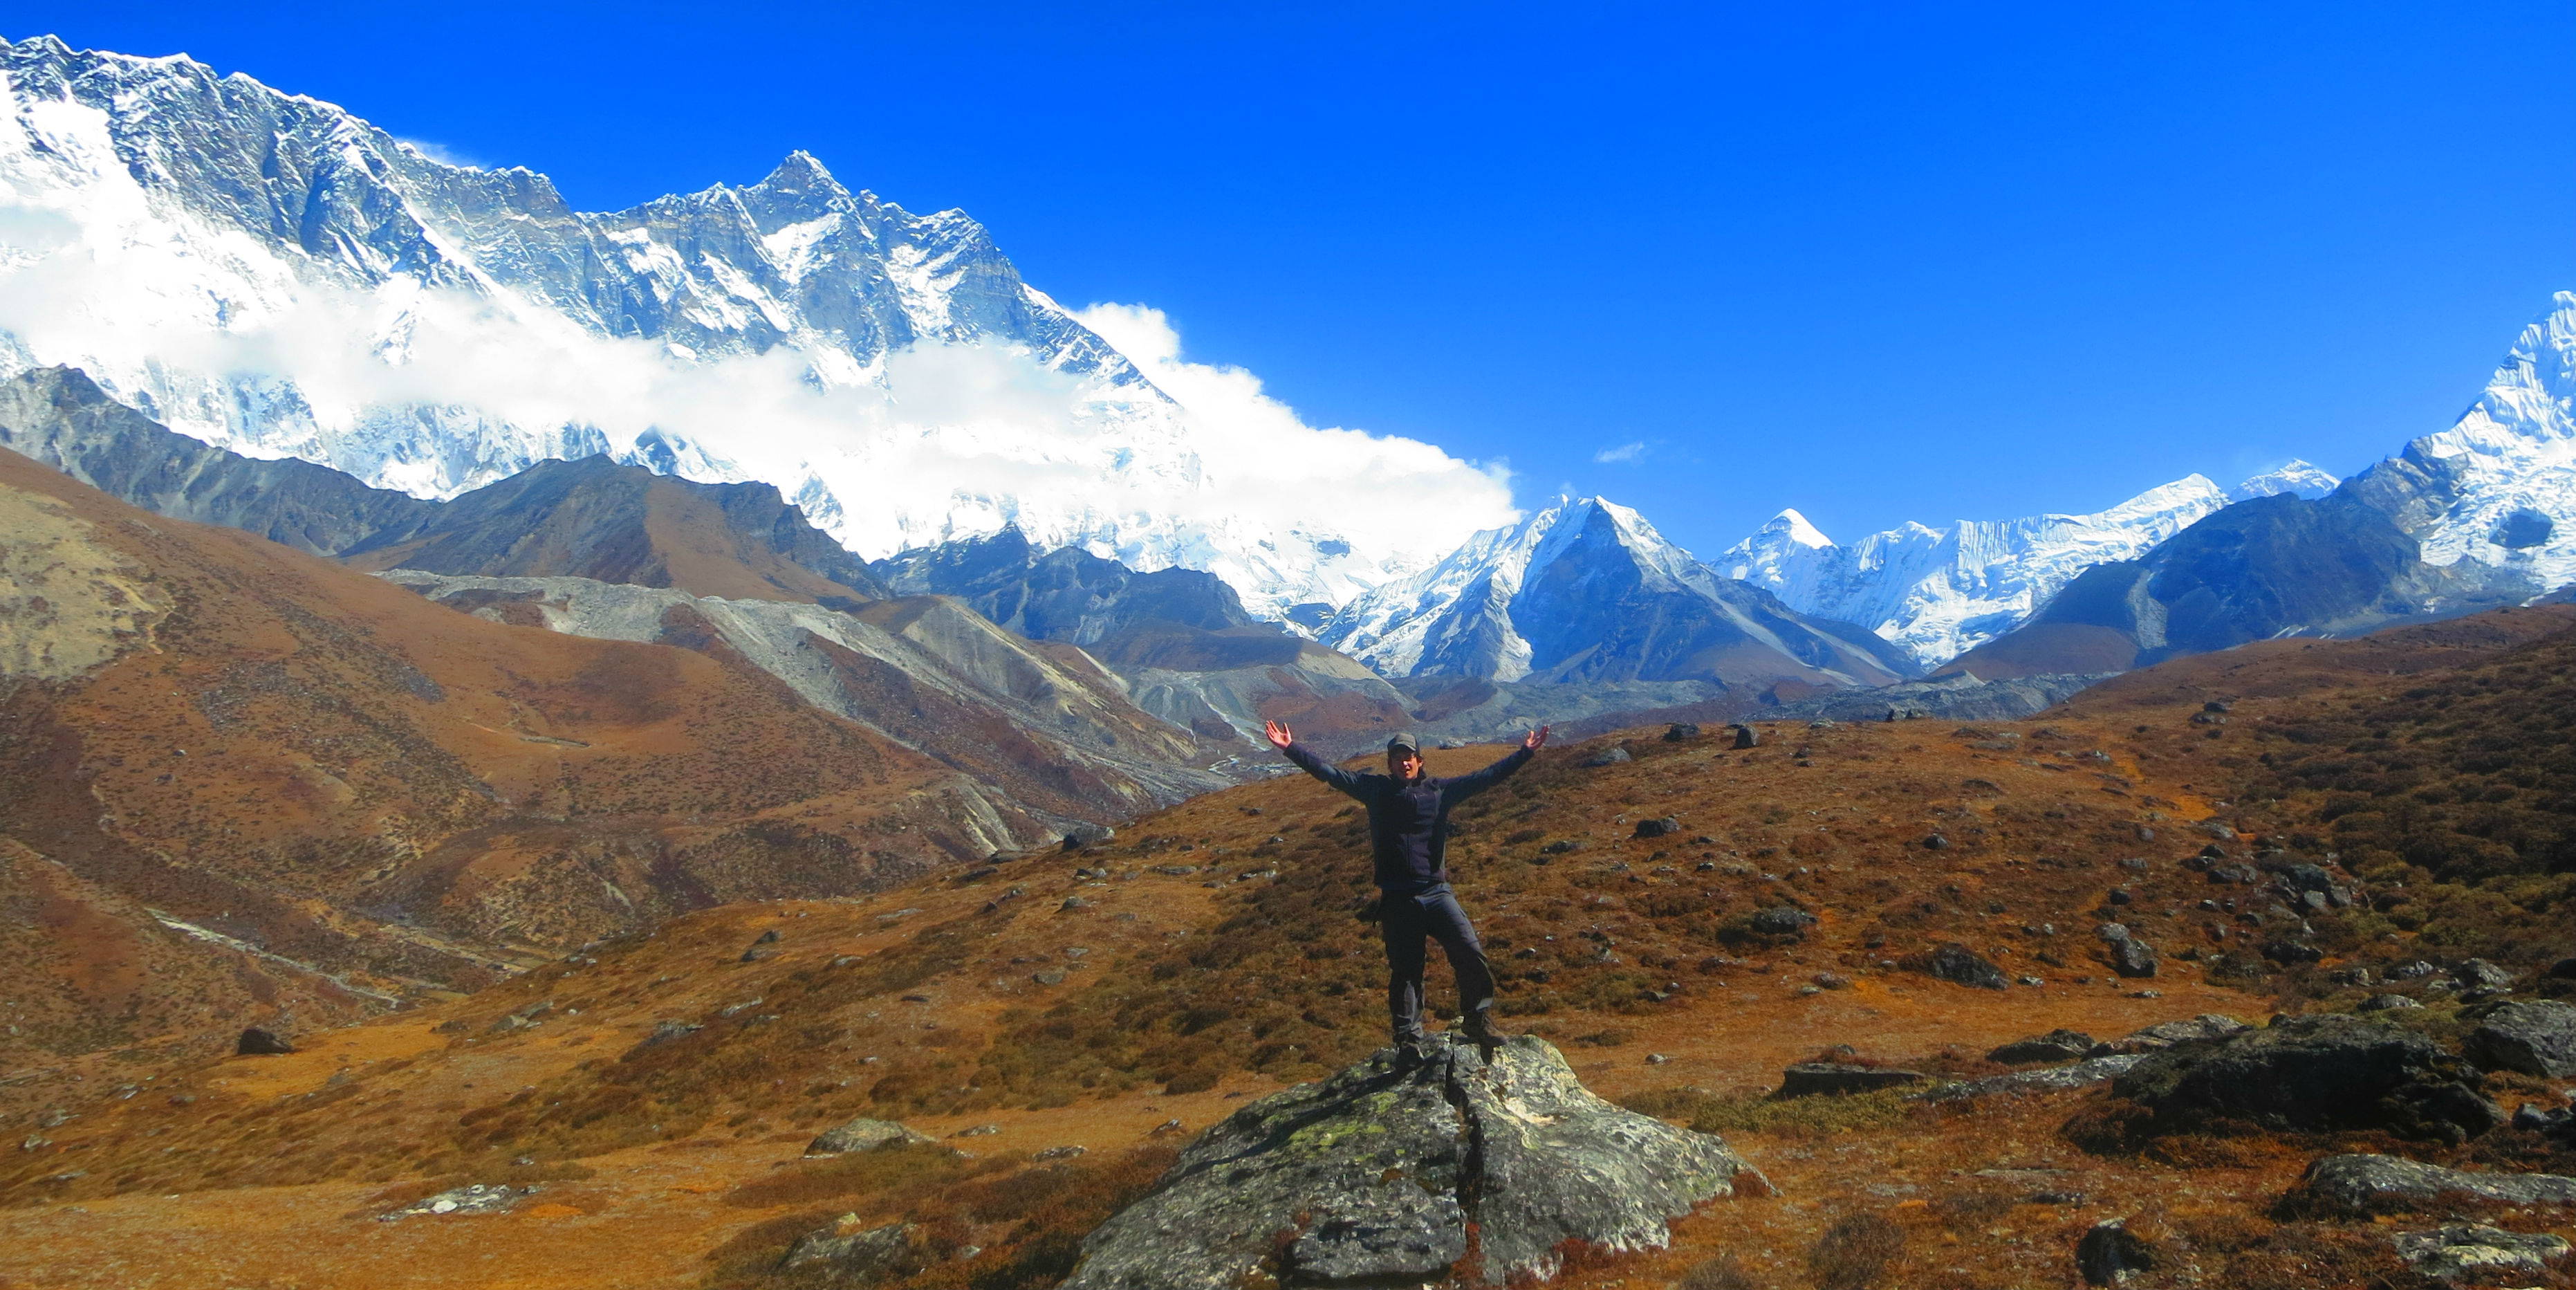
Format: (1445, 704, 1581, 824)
(1263, 720, 1550, 1061)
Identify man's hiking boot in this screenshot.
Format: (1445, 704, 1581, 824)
(1461, 1015, 1510, 1049)
(1389, 1038, 1433, 1074)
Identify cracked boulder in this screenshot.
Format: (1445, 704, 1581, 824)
(1062, 1033, 1764, 1290)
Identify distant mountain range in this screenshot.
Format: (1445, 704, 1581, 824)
(3, 30, 2575, 741)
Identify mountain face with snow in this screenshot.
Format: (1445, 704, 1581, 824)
(2342, 291, 2576, 596)
(1715, 474, 2252, 667)
(0, 35, 1433, 620)
(1318, 497, 1918, 690)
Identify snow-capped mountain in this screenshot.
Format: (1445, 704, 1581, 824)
(2231, 459, 2339, 501)
(0, 35, 1460, 620)
(2343, 291, 2576, 593)
(1318, 496, 1917, 689)
(1715, 474, 2255, 667)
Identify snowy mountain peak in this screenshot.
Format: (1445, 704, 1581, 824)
(2231, 459, 2340, 501)
(0, 34, 1505, 623)
(1718, 474, 2233, 667)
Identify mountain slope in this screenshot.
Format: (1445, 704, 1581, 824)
(0, 445, 1081, 1062)
(340, 454, 891, 605)
(1938, 492, 2519, 679)
(1322, 496, 1917, 691)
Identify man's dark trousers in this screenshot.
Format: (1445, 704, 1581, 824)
(1383, 886, 1496, 1043)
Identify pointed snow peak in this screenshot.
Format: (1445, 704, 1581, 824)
(757, 150, 849, 199)
(1766, 508, 1835, 549)
(2231, 459, 2340, 502)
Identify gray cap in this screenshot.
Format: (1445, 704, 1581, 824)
(1387, 732, 1421, 756)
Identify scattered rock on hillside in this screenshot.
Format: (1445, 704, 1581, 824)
(381, 1183, 533, 1221)
(1662, 723, 1700, 741)
(2086, 1014, 2248, 1056)
(781, 1219, 932, 1276)
(1911, 944, 2008, 990)
(1988, 1030, 2098, 1065)
(2360, 994, 2424, 1012)
(2296, 1154, 2576, 1215)
(1748, 907, 1815, 937)
(2111, 1014, 2503, 1143)
(1918, 1055, 2145, 1103)
(2464, 1000, 2576, 1077)
(2109, 937, 2158, 979)
(807, 1116, 936, 1157)
(2393, 1224, 2571, 1281)
(235, 1027, 293, 1056)
(1582, 746, 1633, 767)
(1777, 1064, 1925, 1098)
(1061, 1033, 1764, 1290)
(2458, 958, 2517, 990)
(2075, 1218, 2159, 1286)
(1730, 724, 1758, 749)
(1633, 816, 1679, 839)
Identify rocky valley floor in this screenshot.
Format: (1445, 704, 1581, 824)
(4, 607, 2575, 1289)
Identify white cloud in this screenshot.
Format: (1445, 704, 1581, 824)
(1593, 441, 1646, 464)
(1071, 303, 1517, 561)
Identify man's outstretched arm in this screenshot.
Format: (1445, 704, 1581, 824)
(1266, 719, 1368, 798)
(1440, 725, 1550, 800)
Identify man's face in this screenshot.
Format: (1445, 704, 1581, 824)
(1389, 748, 1425, 781)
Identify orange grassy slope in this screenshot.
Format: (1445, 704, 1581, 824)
(0, 449, 1066, 1067)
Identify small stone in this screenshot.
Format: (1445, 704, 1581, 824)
(1060, 897, 1092, 911)
(1922, 833, 1950, 850)
(1632, 816, 1679, 840)
(1731, 724, 1759, 749)
(807, 1117, 935, 1157)
(1662, 723, 1701, 741)
(1034, 969, 1068, 986)
(1645, 1053, 1669, 1065)
(2076, 1218, 2159, 1285)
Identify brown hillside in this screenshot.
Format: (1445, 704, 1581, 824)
(0, 450, 1074, 1067)
(8, 604, 2574, 1289)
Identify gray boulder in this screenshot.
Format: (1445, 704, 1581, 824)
(380, 1183, 534, 1221)
(1988, 1029, 2097, 1065)
(1748, 907, 1815, 937)
(2086, 1014, 2248, 1056)
(781, 1219, 932, 1278)
(2075, 1218, 2158, 1286)
(1060, 1033, 1763, 1290)
(1916, 944, 2008, 990)
(1919, 1055, 2144, 1103)
(2298, 1154, 2576, 1215)
(1582, 746, 1633, 768)
(2463, 999, 2576, 1077)
(2109, 937, 2158, 979)
(807, 1116, 936, 1157)
(236, 1027, 294, 1056)
(2393, 1224, 2570, 1280)
(1776, 1064, 1924, 1098)
(2113, 1014, 2503, 1143)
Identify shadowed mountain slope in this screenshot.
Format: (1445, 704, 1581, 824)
(0, 366, 888, 606)
(1938, 492, 2525, 680)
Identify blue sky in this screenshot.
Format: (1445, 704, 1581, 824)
(19, 2, 2576, 556)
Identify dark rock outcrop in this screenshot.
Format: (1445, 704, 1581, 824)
(235, 1027, 294, 1056)
(1920, 1055, 2145, 1103)
(2075, 1218, 2159, 1286)
(2109, 937, 2159, 979)
(1748, 907, 1815, 937)
(1914, 944, 2008, 990)
(1061, 1033, 1763, 1290)
(2111, 1014, 2503, 1143)
(1777, 1064, 1925, 1098)
(2085, 1014, 2247, 1056)
(1989, 1030, 2100, 1065)
(2463, 1000, 2576, 1077)
(2296, 1154, 2576, 1215)
(1731, 724, 1759, 749)
(1633, 816, 1679, 840)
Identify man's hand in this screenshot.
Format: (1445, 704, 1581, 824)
(1264, 720, 1295, 752)
(1523, 724, 1550, 750)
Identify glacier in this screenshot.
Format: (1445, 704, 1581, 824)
(0, 35, 1501, 621)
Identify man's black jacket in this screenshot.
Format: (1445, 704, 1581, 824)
(1281, 741, 1534, 894)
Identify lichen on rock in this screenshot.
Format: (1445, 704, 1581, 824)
(1063, 1033, 1766, 1290)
